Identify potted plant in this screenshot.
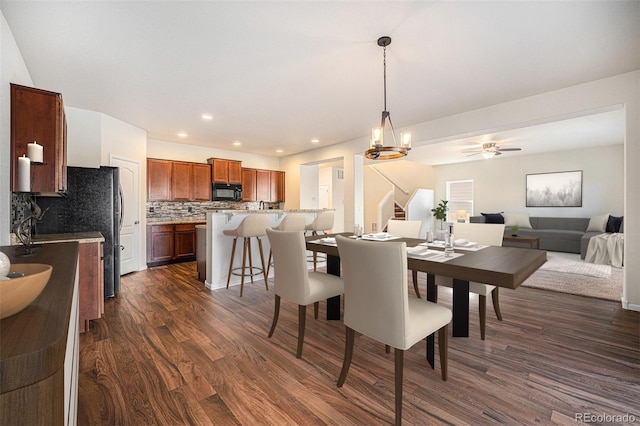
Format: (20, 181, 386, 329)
(510, 224, 520, 236)
(431, 200, 449, 231)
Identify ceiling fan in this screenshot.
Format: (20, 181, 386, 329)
(462, 142, 522, 159)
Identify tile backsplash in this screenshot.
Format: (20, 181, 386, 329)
(147, 200, 282, 221)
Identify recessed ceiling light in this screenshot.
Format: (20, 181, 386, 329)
(201, 114, 213, 120)
(311, 138, 320, 144)
(177, 131, 188, 138)
(232, 141, 241, 146)
(276, 149, 283, 153)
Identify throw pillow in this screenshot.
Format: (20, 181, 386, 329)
(619, 218, 624, 233)
(481, 212, 504, 224)
(606, 215, 623, 233)
(503, 213, 532, 229)
(586, 214, 609, 232)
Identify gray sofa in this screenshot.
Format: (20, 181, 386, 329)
(469, 215, 618, 258)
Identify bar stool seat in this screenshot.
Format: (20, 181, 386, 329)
(305, 211, 334, 270)
(266, 213, 307, 278)
(223, 214, 271, 296)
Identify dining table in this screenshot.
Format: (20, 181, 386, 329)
(306, 232, 547, 367)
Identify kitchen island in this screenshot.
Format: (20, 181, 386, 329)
(204, 209, 330, 290)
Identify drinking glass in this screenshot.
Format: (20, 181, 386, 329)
(444, 232, 455, 257)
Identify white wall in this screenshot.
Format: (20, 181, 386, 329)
(147, 139, 280, 170)
(1, 11, 33, 245)
(433, 144, 624, 218)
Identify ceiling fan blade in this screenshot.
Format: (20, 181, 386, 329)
(462, 149, 481, 154)
(498, 148, 522, 152)
(466, 152, 482, 157)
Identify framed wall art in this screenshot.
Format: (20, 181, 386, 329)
(526, 170, 582, 207)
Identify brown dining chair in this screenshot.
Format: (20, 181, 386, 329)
(386, 219, 423, 298)
(335, 235, 451, 426)
(434, 222, 505, 340)
(266, 229, 344, 358)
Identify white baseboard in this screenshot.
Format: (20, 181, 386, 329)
(621, 297, 640, 312)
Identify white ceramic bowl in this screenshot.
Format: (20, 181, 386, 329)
(0, 263, 53, 319)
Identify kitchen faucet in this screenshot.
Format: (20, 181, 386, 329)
(259, 200, 264, 210)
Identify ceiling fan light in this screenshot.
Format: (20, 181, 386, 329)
(482, 151, 496, 159)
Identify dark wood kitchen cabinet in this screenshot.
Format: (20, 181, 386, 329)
(147, 159, 172, 201)
(241, 168, 257, 201)
(208, 158, 242, 184)
(147, 159, 211, 201)
(270, 170, 285, 202)
(147, 223, 204, 266)
(256, 169, 271, 201)
(10, 83, 67, 195)
(242, 168, 285, 202)
(78, 241, 104, 333)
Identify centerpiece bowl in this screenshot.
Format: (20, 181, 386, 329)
(0, 263, 53, 319)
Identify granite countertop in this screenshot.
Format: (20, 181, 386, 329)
(147, 218, 207, 225)
(10, 232, 105, 245)
(206, 208, 333, 214)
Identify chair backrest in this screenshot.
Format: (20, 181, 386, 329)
(237, 214, 271, 237)
(310, 211, 334, 231)
(386, 219, 422, 238)
(275, 213, 307, 231)
(336, 235, 410, 349)
(266, 229, 310, 300)
(453, 222, 505, 246)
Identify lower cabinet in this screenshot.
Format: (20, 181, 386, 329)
(78, 241, 104, 333)
(147, 223, 204, 266)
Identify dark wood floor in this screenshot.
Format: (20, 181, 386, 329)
(78, 262, 640, 425)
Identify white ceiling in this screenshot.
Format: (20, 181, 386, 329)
(1, 1, 638, 161)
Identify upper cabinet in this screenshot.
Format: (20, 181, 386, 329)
(147, 159, 211, 201)
(11, 84, 67, 194)
(241, 168, 285, 202)
(208, 158, 241, 184)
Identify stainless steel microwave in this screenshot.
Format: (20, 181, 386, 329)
(212, 183, 242, 201)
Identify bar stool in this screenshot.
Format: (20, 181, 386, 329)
(223, 214, 271, 296)
(305, 211, 334, 270)
(266, 213, 307, 278)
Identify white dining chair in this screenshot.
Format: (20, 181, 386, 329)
(266, 213, 307, 278)
(386, 219, 424, 298)
(305, 211, 334, 270)
(266, 229, 344, 358)
(335, 235, 451, 426)
(434, 222, 506, 340)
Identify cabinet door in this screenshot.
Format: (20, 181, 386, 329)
(256, 169, 271, 202)
(174, 224, 196, 260)
(78, 242, 102, 333)
(228, 160, 242, 184)
(147, 159, 172, 201)
(171, 161, 193, 201)
(210, 158, 229, 183)
(10, 84, 67, 194)
(193, 163, 211, 201)
(147, 225, 174, 263)
(270, 171, 285, 202)
(241, 169, 257, 201)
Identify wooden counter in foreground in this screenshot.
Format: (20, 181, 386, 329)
(0, 242, 80, 425)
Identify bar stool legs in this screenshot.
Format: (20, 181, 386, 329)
(226, 235, 268, 297)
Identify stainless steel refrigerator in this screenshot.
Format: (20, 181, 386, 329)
(35, 166, 121, 297)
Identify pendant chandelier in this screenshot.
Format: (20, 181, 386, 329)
(365, 36, 411, 160)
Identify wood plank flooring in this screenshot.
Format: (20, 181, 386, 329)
(78, 262, 640, 425)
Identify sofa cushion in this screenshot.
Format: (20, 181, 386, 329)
(606, 215, 623, 233)
(481, 212, 504, 224)
(534, 217, 589, 232)
(586, 214, 609, 232)
(503, 213, 532, 229)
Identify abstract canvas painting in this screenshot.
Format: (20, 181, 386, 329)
(526, 170, 582, 207)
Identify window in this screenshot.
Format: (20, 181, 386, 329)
(446, 180, 473, 222)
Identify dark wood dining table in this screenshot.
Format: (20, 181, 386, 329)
(306, 233, 547, 367)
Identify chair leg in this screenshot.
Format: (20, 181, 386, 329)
(256, 237, 268, 290)
(491, 288, 503, 321)
(412, 270, 421, 298)
(337, 326, 355, 387)
(247, 238, 254, 284)
(266, 250, 272, 279)
(296, 305, 307, 358)
(394, 348, 404, 426)
(438, 325, 448, 381)
(240, 238, 248, 296)
(385, 345, 391, 354)
(226, 237, 238, 289)
(479, 295, 487, 341)
(268, 295, 281, 338)
(313, 251, 318, 271)
(314, 301, 319, 319)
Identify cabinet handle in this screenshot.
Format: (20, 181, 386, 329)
(134, 220, 140, 224)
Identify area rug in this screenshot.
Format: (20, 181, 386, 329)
(538, 251, 611, 278)
(522, 253, 622, 302)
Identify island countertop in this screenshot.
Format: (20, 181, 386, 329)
(206, 208, 331, 214)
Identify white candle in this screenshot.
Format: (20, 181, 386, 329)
(27, 141, 43, 163)
(17, 155, 31, 192)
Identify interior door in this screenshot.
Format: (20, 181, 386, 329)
(110, 155, 140, 275)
